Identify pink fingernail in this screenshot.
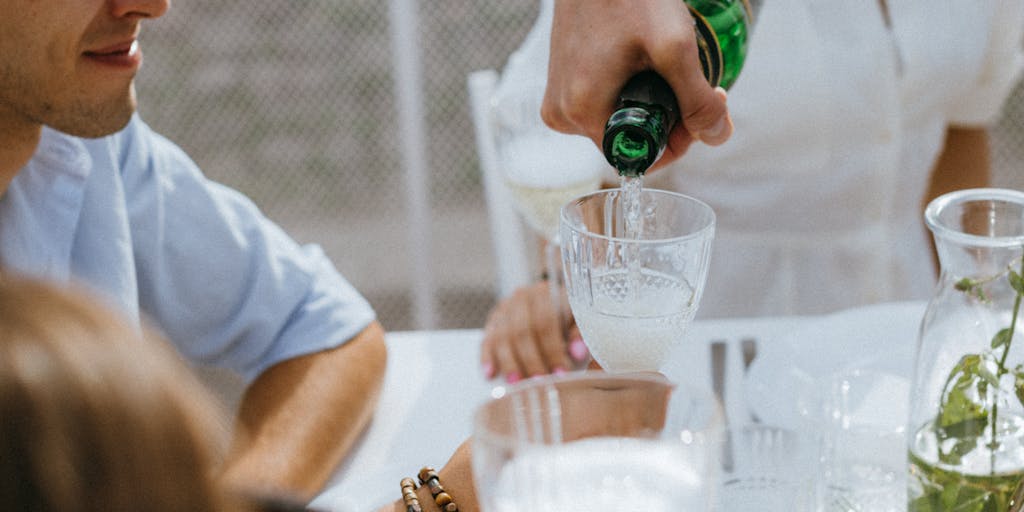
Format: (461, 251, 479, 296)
(569, 338, 589, 362)
(482, 362, 495, 379)
(506, 372, 522, 384)
(553, 366, 567, 375)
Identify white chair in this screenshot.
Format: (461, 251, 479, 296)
(467, 69, 534, 298)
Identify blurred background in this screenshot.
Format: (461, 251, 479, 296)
(137, 0, 1024, 333)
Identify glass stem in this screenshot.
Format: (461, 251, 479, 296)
(545, 235, 565, 343)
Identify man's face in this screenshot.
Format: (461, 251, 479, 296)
(0, 0, 169, 138)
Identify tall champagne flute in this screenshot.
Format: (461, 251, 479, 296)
(493, 85, 608, 349)
(472, 372, 724, 512)
(560, 188, 715, 372)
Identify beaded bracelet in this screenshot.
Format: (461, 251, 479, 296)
(418, 467, 459, 512)
(400, 477, 422, 512)
(400, 467, 458, 512)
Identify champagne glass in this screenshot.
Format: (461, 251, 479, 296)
(493, 84, 607, 356)
(472, 371, 724, 512)
(494, 85, 607, 242)
(560, 188, 715, 372)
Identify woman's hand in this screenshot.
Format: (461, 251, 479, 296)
(480, 280, 588, 382)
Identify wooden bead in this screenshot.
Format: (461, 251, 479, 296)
(402, 488, 422, 512)
(400, 477, 417, 490)
(425, 478, 443, 495)
(411, 466, 457, 511)
(435, 492, 453, 507)
(418, 467, 439, 483)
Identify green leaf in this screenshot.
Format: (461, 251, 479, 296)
(956, 278, 977, 292)
(1016, 367, 1024, 408)
(910, 494, 937, 512)
(937, 355, 991, 464)
(976, 364, 1001, 387)
(993, 328, 1014, 350)
(1010, 270, 1024, 295)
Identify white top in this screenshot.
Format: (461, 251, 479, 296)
(500, 0, 1024, 318)
(652, 0, 1024, 317)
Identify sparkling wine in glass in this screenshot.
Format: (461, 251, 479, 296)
(560, 188, 715, 372)
(494, 84, 608, 240)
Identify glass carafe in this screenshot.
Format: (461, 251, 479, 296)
(907, 188, 1024, 511)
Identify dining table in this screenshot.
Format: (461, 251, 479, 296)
(309, 300, 928, 512)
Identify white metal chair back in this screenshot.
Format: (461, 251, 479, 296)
(467, 69, 534, 298)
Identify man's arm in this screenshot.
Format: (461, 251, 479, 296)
(221, 320, 388, 501)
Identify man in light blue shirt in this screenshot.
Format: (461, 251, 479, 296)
(0, 0, 387, 500)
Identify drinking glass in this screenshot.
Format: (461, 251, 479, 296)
(559, 188, 715, 372)
(822, 366, 909, 511)
(472, 372, 724, 512)
(717, 423, 820, 512)
(493, 85, 607, 357)
(494, 86, 607, 241)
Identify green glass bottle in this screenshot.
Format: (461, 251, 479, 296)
(603, 0, 758, 176)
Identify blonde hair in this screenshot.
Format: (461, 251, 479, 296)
(0, 276, 243, 511)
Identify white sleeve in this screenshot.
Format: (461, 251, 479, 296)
(947, 0, 1024, 125)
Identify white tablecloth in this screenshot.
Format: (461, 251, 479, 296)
(310, 301, 927, 511)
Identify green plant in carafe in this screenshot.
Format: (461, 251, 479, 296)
(908, 189, 1024, 512)
(602, 0, 759, 177)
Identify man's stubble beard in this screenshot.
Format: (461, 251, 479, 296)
(48, 82, 138, 138)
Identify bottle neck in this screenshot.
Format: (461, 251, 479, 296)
(927, 189, 1024, 280)
(602, 71, 677, 176)
(601, 0, 756, 176)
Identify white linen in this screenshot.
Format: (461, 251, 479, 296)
(313, 305, 928, 510)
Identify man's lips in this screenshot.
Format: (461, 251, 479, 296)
(83, 40, 141, 68)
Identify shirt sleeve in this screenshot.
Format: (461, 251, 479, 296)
(116, 116, 377, 382)
(945, 0, 1024, 125)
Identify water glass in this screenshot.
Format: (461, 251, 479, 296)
(560, 188, 715, 372)
(472, 372, 724, 512)
(717, 424, 819, 512)
(821, 366, 909, 511)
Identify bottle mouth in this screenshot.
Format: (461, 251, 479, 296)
(603, 126, 656, 176)
(925, 188, 1024, 247)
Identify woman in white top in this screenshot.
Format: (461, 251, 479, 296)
(480, 0, 1024, 382)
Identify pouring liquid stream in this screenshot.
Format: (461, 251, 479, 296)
(620, 174, 644, 301)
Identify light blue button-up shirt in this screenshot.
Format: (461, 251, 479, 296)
(0, 115, 376, 381)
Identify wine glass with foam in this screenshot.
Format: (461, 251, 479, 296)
(559, 188, 715, 372)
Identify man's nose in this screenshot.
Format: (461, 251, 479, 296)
(110, 0, 170, 20)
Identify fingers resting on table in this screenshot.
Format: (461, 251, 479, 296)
(481, 280, 588, 382)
